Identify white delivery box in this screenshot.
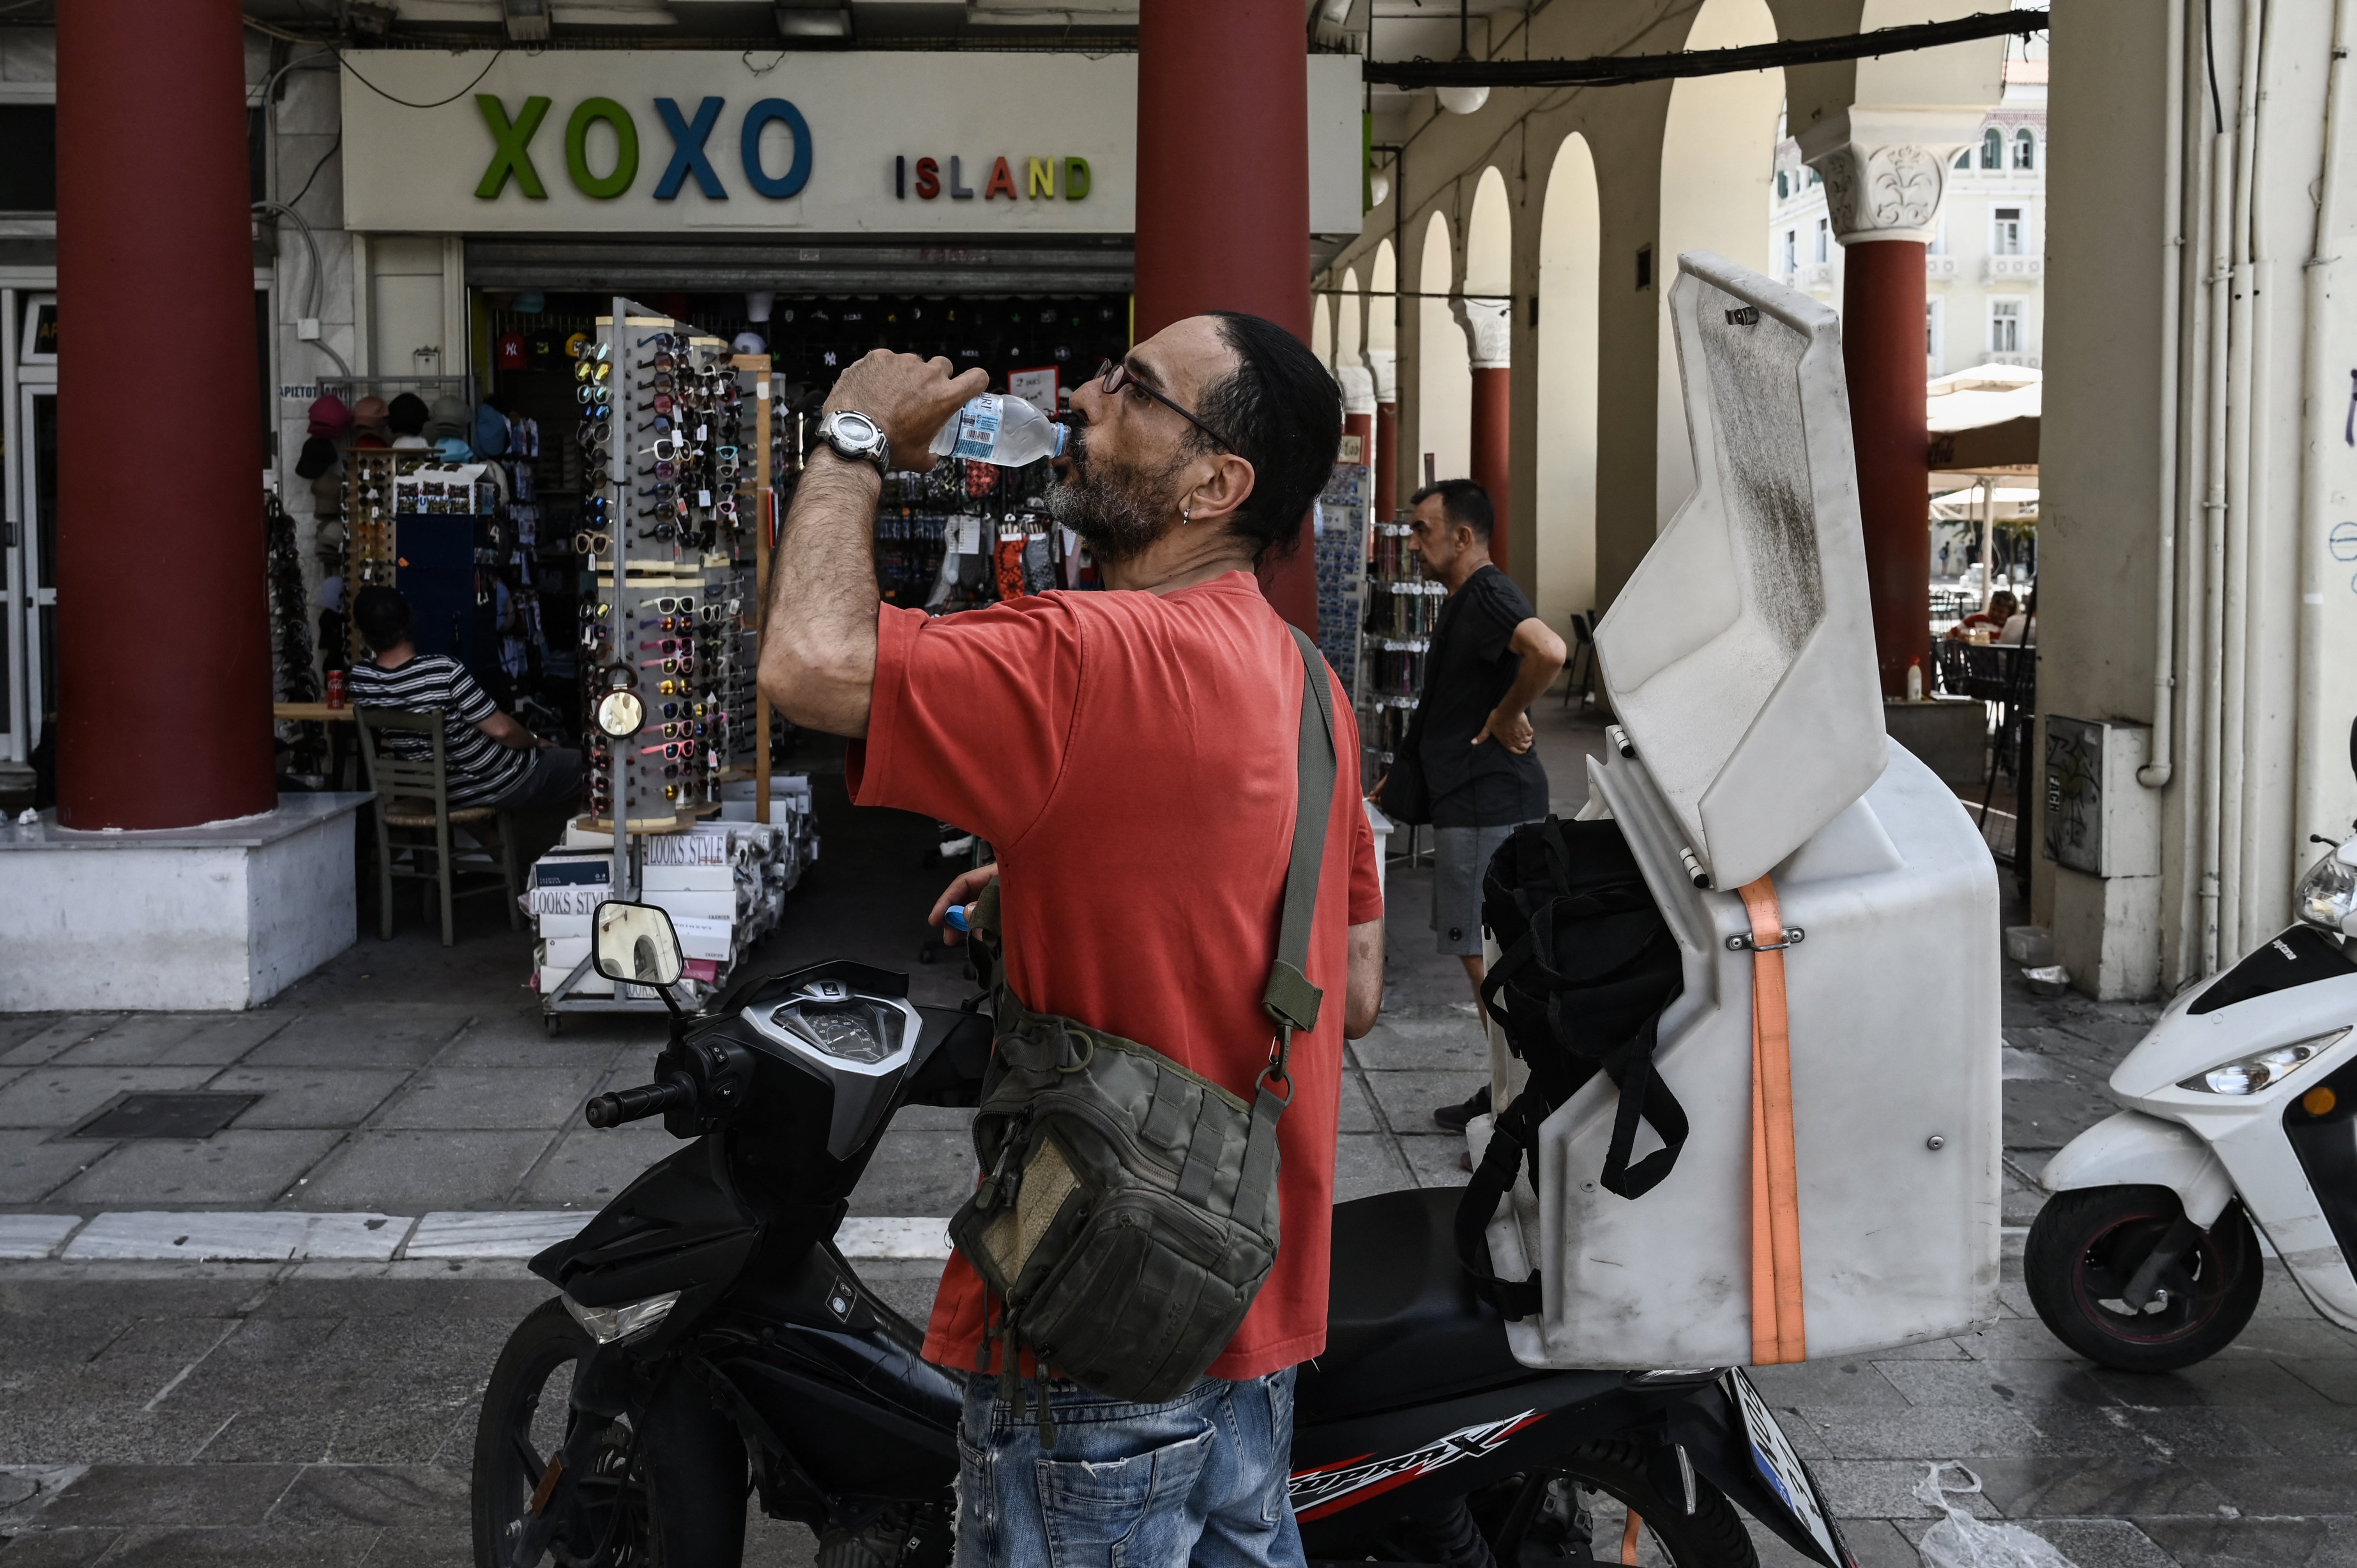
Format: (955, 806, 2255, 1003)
(1484, 253, 2001, 1369)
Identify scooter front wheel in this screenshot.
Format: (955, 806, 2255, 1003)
(2025, 1185, 2263, 1372)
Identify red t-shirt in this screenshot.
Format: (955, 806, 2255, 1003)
(847, 571, 1383, 1381)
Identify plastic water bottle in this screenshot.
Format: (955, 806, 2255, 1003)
(929, 394, 1068, 466)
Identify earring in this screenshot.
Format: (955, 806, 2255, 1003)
(1182, 502, 1193, 526)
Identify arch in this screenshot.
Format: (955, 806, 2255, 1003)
(1369, 239, 1398, 355)
(1981, 126, 2003, 169)
(1311, 291, 1333, 366)
(1466, 166, 1512, 299)
(1418, 208, 1471, 488)
(1656, 0, 1780, 527)
(2013, 127, 2036, 170)
(1537, 131, 1601, 639)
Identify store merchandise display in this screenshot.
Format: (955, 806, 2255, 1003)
(1359, 517, 1434, 775)
(265, 492, 318, 706)
(875, 456, 1073, 612)
(1313, 452, 1369, 701)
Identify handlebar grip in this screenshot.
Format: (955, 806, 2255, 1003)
(585, 1079, 694, 1128)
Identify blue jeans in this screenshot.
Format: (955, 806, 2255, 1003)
(954, 1368, 1304, 1568)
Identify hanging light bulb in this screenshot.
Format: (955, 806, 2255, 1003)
(1369, 171, 1392, 206)
(1436, 0, 1489, 114)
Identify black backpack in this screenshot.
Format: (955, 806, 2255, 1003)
(1457, 816, 1689, 1319)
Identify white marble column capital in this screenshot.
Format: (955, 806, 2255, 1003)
(1797, 108, 1987, 247)
(1458, 296, 1512, 370)
(1336, 361, 1376, 417)
(1367, 349, 1398, 404)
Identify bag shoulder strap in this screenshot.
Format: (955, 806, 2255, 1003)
(1263, 625, 1338, 1041)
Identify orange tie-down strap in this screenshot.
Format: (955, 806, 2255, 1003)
(1738, 875, 1807, 1366)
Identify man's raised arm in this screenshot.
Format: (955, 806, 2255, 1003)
(758, 351, 986, 738)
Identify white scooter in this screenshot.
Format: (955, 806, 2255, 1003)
(2027, 829, 2357, 1370)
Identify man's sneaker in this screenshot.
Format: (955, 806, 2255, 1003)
(1432, 1084, 1493, 1132)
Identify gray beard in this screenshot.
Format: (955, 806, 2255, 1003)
(1044, 431, 1185, 566)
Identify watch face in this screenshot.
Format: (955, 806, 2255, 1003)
(832, 411, 882, 448)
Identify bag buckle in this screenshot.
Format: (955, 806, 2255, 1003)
(1727, 926, 1804, 953)
(1262, 1026, 1294, 1098)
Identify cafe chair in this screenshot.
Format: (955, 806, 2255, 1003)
(353, 706, 524, 946)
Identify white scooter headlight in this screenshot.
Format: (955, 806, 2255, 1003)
(2178, 1028, 2349, 1095)
(2294, 846, 2357, 933)
(563, 1289, 680, 1344)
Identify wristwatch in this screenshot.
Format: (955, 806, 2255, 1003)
(815, 408, 889, 475)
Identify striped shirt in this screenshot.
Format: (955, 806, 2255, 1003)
(347, 653, 530, 808)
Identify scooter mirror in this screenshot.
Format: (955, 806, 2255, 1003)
(593, 900, 686, 988)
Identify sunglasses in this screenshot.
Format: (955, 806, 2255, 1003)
(1096, 357, 1233, 453)
(574, 360, 610, 384)
(574, 532, 611, 555)
(651, 596, 698, 614)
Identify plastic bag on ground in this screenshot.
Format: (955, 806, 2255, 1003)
(1912, 1464, 2080, 1568)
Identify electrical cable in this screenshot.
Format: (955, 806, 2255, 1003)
(1364, 7, 2049, 89)
(340, 48, 506, 109)
(284, 131, 341, 213)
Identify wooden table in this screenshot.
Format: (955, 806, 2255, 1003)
(273, 703, 359, 788)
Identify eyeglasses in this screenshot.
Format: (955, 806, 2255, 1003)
(1096, 357, 1233, 454)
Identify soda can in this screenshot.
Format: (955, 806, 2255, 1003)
(326, 671, 346, 710)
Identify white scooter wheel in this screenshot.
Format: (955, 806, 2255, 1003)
(2024, 1185, 2263, 1372)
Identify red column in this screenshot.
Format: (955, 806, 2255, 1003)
(1375, 401, 1398, 521)
(1135, 0, 1315, 635)
(1470, 367, 1512, 575)
(1344, 411, 1373, 471)
(55, 0, 272, 828)
(1842, 239, 1931, 698)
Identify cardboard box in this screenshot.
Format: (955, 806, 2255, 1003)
(670, 914, 735, 962)
(644, 888, 739, 922)
(643, 863, 739, 892)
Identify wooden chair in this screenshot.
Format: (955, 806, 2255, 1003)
(353, 706, 523, 946)
(1559, 611, 1599, 711)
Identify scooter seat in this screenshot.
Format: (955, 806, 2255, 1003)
(1300, 1187, 1534, 1420)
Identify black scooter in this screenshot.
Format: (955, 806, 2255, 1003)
(472, 903, 1854, 1568)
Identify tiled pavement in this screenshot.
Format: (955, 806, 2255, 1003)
(3, 713, 2354, 1564)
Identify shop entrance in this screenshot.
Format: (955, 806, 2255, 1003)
(471, 286, 1136, 745)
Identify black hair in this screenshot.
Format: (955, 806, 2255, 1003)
(1410, 477, 1494, 543)
(352, 585, 415, 654)
(1191, 312, 1343, 562)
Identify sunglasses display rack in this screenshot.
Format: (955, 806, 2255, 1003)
(541, 300, 799, 1026)
(1358, 515, 1431, 790)
(340, 450, 405, 657)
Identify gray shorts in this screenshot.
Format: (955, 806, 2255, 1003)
(1431, 820, 1535, 957)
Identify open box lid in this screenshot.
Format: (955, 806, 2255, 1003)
(1592, 252, 1886, 891)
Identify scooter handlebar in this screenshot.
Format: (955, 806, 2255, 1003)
(585, 1078, 694, 1128)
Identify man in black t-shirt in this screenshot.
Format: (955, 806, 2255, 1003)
(1369, 480, 1566, 1132)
